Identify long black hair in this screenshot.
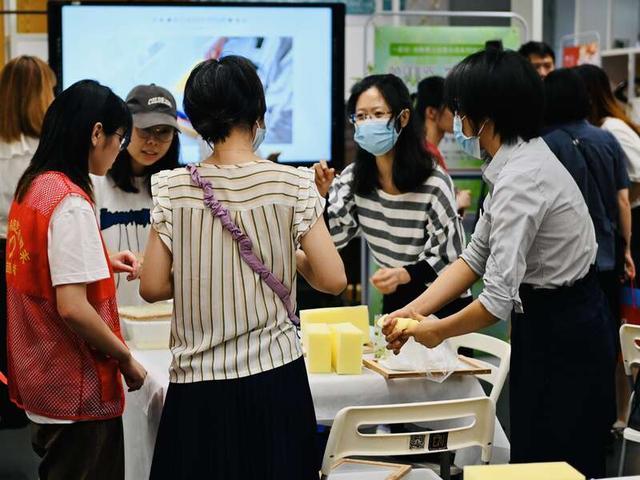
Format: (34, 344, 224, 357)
(15, 79, 131, 202)
(107, 134, 180, 196)
(348, 74, 433, 196)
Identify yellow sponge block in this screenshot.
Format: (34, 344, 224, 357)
(464, 463, 585, 480)
(303, 324, 332, 373)
(300, 306, 370, 344)
(329, 323, 363, 375)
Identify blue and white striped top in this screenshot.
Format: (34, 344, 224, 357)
(327, 163, 465, 280)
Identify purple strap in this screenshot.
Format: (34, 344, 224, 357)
(186, 165, 300, 326)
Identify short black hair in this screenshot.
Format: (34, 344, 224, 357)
(518, 41, 556, 62)
(347, 74, 434, 196)
(543, 68, 590, 126)
(183, 55, 267, 144)
(108, 134, 181, 196)
(15, 79, 131, 202)
(415, 76, 445, 123)
(444, 49, 543, 144)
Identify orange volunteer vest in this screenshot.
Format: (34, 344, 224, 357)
(5, 172, 124, 420)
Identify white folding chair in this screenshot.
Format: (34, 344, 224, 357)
(447, 332, 511, 406)
(618, 324, 640, 476)
(320, 397, 495, 480)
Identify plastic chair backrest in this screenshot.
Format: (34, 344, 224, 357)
(447, 333, 510, 405)
(620, 324, 640, 376)
(320, 396, 495, 477)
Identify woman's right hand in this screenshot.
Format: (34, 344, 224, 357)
(119, 355, 147, 392)
(313, 160, 335, 197)
(382, 308, 420, 354)
(383, 310, 442, 354)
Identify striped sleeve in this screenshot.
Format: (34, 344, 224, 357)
(421, 169, 465, 274)
(293, 167, 325, 244)
(150, 170, 173, 252)
(327, 165, 359, 250)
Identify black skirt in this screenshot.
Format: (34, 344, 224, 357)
(149, 357, 320, 480)
(510, 269, 616, 478)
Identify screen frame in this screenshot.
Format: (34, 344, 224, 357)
(47, 0, 345, 168)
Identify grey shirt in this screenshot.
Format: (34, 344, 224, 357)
(460, 137, 597, 321)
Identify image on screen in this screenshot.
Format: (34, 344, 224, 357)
(58, 4, 336, 164)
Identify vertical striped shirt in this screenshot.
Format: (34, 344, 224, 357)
(327, 163, 464, 276)
(151, 160, 324, 382)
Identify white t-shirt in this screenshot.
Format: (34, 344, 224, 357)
(26, 194, 110, 425)
(0, 136, 38, 238)
(602, 116, 640, 207)
(92, 174, 151, 306)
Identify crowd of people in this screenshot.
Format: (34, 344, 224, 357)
(0, 39, 639, 479)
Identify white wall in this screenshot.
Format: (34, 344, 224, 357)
(611, 0, 640, 48)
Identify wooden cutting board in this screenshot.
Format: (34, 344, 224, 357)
(363, 355, 491, 379)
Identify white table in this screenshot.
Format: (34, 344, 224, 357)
(123, 349, 510, 480)
(330, 466, 441, 479)
(597, 477, 640, 479)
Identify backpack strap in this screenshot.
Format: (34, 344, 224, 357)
(186, 164, 300, 327)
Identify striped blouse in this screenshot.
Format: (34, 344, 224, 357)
(151, 160, 324, 383)
(327, 163, 464, 278)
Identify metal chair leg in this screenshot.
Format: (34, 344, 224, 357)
(619, 437, 628, 477)
(440, 451, 452, 480)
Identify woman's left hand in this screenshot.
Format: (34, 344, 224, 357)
(384, 311, 443, 354)
(110, 250, 140, 281)
(370, 267, 410, 294)
(625, 249, 636, 281)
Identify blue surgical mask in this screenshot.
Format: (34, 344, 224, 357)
(354, 119, 401, 156)
(253, 124, 266, 152)
(453, 113, 486, 159)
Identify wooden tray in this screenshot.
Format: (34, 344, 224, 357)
(363, 355, 491, 379)
(331, 459, 411, 479)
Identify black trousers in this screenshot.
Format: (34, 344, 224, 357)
(510, 270, 615, 478)
(632, 206, 640, 274)
(31, 417, 124, 480)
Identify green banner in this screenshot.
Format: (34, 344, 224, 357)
(374, 26, 521, 89)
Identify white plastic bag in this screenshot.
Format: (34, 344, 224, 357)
(379, 337, 458, 383)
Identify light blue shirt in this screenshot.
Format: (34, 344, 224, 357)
(461, 137, 597, 321)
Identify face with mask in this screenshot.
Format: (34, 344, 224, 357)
(351, 87, 409, 157)
(453, 112, 487, 159)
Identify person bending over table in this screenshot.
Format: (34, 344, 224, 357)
(383, 48, 614, 479)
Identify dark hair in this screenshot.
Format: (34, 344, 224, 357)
(414, 76, 445, 124)
(518, 41, 556, 63)
(183, 55, 266, 144)
(347, 74, 433, 196)
(444, 49, 543, 144)
(543, 68, 590, 125)
(576, 64, 640, 136)
(15, 80, 132, 202)
(107, 134, 180, 196)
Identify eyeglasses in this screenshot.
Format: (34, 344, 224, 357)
(348, 111, 393, 125)
(113, 132, 129, 151)
(136, 126, 177, 143)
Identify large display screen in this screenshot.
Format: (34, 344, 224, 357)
(48, 1, 345, 165)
